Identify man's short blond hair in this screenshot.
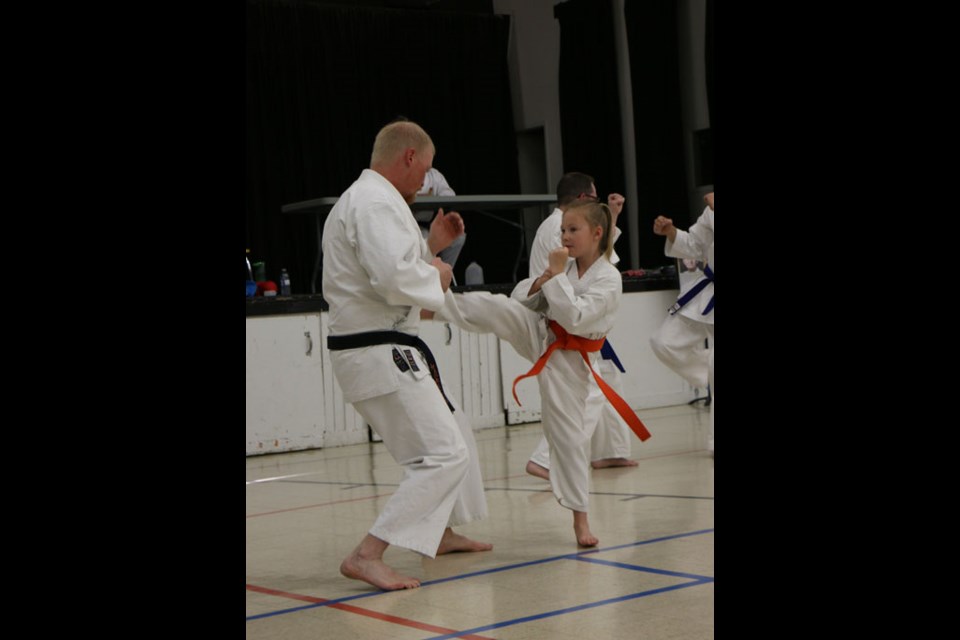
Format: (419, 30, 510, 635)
(370, 121, 434, 167)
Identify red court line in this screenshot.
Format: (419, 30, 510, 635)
(247, 583, 495, 639)
(246, 492, 395, 518)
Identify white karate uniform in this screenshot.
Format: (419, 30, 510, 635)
(321, 168, 487, 558)
(526, 209, 631, 468)
(417, 168, 455, 197)
(650, 205, 714, 451)
(438, 256, 622, 513)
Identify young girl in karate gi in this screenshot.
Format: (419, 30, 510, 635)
(435, 200, 638, 547)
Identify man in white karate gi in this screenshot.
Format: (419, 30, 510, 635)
(523, 172, 637, 480)
(322, 120, 491, 591)
(651, 191, 714, 454)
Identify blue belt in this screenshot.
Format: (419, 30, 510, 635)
(668, 264, 713, 316)
(600, 339, 626, 373)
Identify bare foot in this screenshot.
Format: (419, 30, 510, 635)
(340, 551, 420, 590)
(591, 457, 639, 469)
(436, 527, 493, 554)
(573, 512, 598, 548)
(526, 460, 550, 480)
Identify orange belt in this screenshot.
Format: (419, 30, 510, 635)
(512, 320, 652, 441)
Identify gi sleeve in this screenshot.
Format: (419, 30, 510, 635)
(665, 207, 713, 263)
(540, 267, 621, 335)
(354, 201, 446, 311)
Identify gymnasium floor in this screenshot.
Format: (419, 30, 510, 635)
(246, 402, 714, 639)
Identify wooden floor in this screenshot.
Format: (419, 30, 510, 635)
(246, 402, 714, 639)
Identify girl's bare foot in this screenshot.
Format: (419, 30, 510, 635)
(526, 460, 550, 480)
(436, 527, 493, 554)
(573, 511, 598, 547)
(591, 457, 639, 469)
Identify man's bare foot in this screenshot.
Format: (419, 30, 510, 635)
(526, 460, 550, 480)
(591, 457, 639, 469)
(340, 552, 420, 590)
(436, 527, 493, 555)
(573, 511, 598, 547)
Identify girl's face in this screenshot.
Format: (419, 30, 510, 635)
(561, 210, 602, 259)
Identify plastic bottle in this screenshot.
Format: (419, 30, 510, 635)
(280, 268, 292, 296)
(465, 261, 484, 285)
(245, 249, 257, 297)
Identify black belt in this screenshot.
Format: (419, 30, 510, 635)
(327, 331, 455, 412)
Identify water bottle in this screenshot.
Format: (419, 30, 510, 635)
(465, 261, 484, 285)
(280, 268, 292, 296)
(245, 249, 257, 297)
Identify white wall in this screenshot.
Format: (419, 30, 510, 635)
(246, 289, 693, 454)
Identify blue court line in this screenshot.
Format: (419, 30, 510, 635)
(573, 556, 714, 582)
(418, 528, 714, 587)
(421, 579, 714, 640)
(574, 528, 713, 556)
(615, 492, 714, 501)
(247, 528, 713, 622)
(247, 553, 575, 621)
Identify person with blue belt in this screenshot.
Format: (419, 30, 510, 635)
(651, 191, 715, 455)
(522, 172, 639, 480)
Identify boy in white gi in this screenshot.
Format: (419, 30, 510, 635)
(523, 172, 637, 480)
(651, 191, 714, 454)
(434, 201, 650, 547)
(322, 121, 491, 591)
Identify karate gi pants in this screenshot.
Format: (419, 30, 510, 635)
(352, 372, 487, 558)
(438, 290, 602, 512)
(649, 313, 714, 452)
(528, 359, 632, 469)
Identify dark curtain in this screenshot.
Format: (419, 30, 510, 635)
(705, 0, 714, 144)
(247, 0, 519, 291)
(624, 0, 690, 268)
(554, 0, 630, 269)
